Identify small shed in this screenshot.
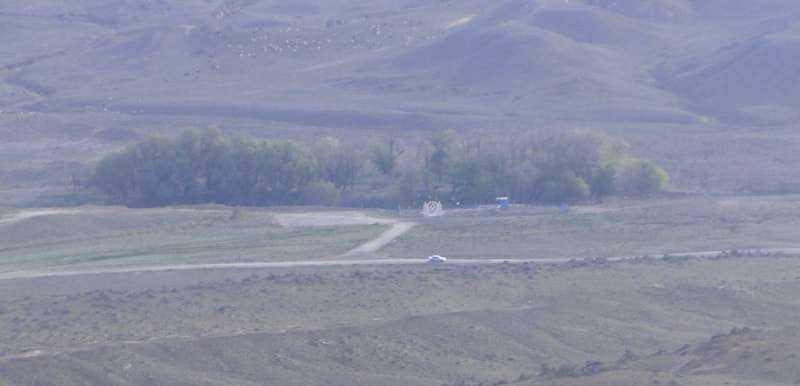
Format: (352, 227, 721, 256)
(496, 197, 509, 209)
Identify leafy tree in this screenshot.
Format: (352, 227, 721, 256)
(312, 137, 359, 191)
(428, 129, 453, 185)
(261, 139, 316, 204)
(370, 144, 397, 183)
(122, 135, 196, 206)
(395, 167, 423, 203)
(220, 137, 315, 205)
(505, 160, 540, 204)
(570, 129, 628, 198)
(93, 150, 137, 203)
(298, 181, 340, 206)
(500, 129, 633, 203)
(616, 159, 669, 197)
(91, 127, 668, 208)
(588, 165, 616, 198)
(369, 131, 404, 180)
(541, 171, 591, 204)
(449, 156, 479, 198)
(201, 127, 235, 203)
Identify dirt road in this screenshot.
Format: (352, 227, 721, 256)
(343, 222, 416, 256)
(3, 249, 800, 281)
(271, 211, 416, 256)
(2, 207, 800, 281)
(0, 208, 82, 225)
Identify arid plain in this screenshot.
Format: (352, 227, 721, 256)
(2, 197, 800, 385)
(3, 1, 800, 385)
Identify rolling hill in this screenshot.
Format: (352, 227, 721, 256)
(5, 2, 800, 384)
(3, 0, 800, 199)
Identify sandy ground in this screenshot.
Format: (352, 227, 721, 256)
(0, 207, 420, 278)
(0, 208, 83, 225)
(271, 211, 396, 228)
(250, 210, 416, 255)
(343, 222, 416, 255)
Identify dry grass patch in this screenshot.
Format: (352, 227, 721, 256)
(382, 195, 800, 259)
(0, 206, 390, 272)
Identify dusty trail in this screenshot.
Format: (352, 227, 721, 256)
(0, 208, 82, 225)
(343, 221, 416, 256)
(0, 209, 419, 279)
(2, 249, 799, 281)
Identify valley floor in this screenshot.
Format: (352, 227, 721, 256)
(1, 198, 800, 384)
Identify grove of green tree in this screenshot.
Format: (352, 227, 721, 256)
(92, 127, 669, 208)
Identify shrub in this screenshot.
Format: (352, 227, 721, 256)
(541, 171, 591, 204)
(616, 159, 669, 197)
(298, 181, 341, 206)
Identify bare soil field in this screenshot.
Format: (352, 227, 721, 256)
(1, 196, 800, 384)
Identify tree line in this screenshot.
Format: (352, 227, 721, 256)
(92, 127, 669, 208)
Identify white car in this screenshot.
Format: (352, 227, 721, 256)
(427, 255, 447, 263)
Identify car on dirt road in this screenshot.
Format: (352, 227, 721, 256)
(427, 255, 446, 263)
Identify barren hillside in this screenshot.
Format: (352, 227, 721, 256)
(4, 1, 800, 202)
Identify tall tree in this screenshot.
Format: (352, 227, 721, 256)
(94, 150, 137, 203)
(313, 137, 359, 191)
(616, 159, 670, 197)
(428, 129, 453, 185)
(369, 131, 404, 180)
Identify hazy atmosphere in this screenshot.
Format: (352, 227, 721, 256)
(2, 1, 800, 385)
